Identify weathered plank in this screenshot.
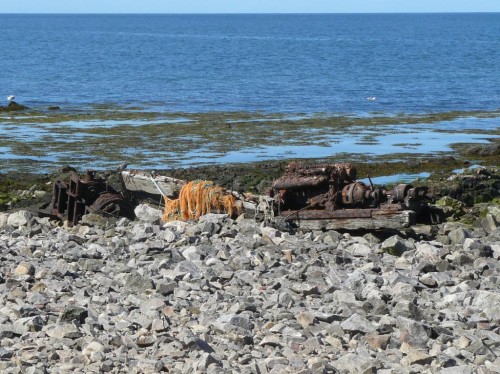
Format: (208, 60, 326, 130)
(292, 210, 415, 231)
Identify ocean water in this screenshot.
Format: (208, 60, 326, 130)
(1, 13, 499, 114)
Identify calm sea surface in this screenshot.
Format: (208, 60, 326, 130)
(1, 13, 499, 114)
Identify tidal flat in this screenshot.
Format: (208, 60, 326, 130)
(0, 106, 499, 178)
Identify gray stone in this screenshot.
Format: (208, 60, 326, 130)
(481, 214, 498, 234)
(347, 243, 372, 257)
(14, 261, 35, 276)
(196, 352, 222, 370)
(139, 297, 166, 316)
(290, 283, 320, 296)
(7, 210, 33, 227)
(134, 204, 162, 222)
(440, 366, 474, 374)
(381, 235, 414, 256)
(296, 311, 316, 329)
(340, 313, 375, 334)
(59, 306, 88, 324)
(175, 261, 203, 279)
(448, 227, 470, 245)
(0, 212, 9, 227)
(81, 213, 112, 227)
(364, 333, 391, 350)
(392, 300, 422, 319)
(163, 229, 177, 243)
(265, 357, 289, 369)
(156, 281, 177, 295)
(334, 353, 378, 374)
(213, 313, 254, 333)
(487, 205, 500, 221)
(259, 335, 284, 348)
(125, 271, 154, 293)
(471, 290, 500, 321)
(46, 323, 82, 339)
(402, 349, 433, 366)
(0, 347, 13, 360)
(51, 259, 72, 277)
(397, 317, 431, 348)
(0, 179, 498, 374)
(12, 316, 45, 335)
(82, 341, 106, 355)
(136, 333, 156, 347)
(261, 226, 285, 245)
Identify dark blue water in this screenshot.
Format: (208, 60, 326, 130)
(1, 14, 499, 114)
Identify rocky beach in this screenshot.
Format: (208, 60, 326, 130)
(1, 164, 499, 373)
(2, 9, 500, 374)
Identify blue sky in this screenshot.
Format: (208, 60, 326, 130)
(1, 0, 499, 13)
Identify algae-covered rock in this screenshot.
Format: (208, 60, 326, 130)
(487, 204, 500, 222)
(435, 196, 465, 219)
(0, 101, 28, 111)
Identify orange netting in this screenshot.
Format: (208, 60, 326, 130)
(161, 180, 241, 222)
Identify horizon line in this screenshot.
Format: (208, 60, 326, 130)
(1, 11, 499, 15)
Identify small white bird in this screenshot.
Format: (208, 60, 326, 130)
(7, 95, 15, 102)
(366, 96, 376, 101)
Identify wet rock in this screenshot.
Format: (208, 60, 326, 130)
(1, 101, 28, 111)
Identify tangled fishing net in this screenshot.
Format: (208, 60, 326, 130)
(162, 180, 241, 222)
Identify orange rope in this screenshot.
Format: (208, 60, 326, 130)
(162, 180, 241, 222)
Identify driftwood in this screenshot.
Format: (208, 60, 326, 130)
(290, 210, 415, 231)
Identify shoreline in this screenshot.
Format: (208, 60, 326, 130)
(0, 106, 499, 175)
(0, 105, 499, 210)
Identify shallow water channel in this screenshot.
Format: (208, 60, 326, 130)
(0, 110, 498, 175)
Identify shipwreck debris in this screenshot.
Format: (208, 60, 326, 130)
(270, 162, 433, 230)
(38, 161, 442, 230)
(47, 170, 134, 225)
(121, 169, 185, 198)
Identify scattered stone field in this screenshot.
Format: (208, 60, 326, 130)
(0, 199, 499, 373)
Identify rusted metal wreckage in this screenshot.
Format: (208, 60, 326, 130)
(270, 162, 431, 230)
(45, 162, 433, 230)
(49, 170, 134, 225)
